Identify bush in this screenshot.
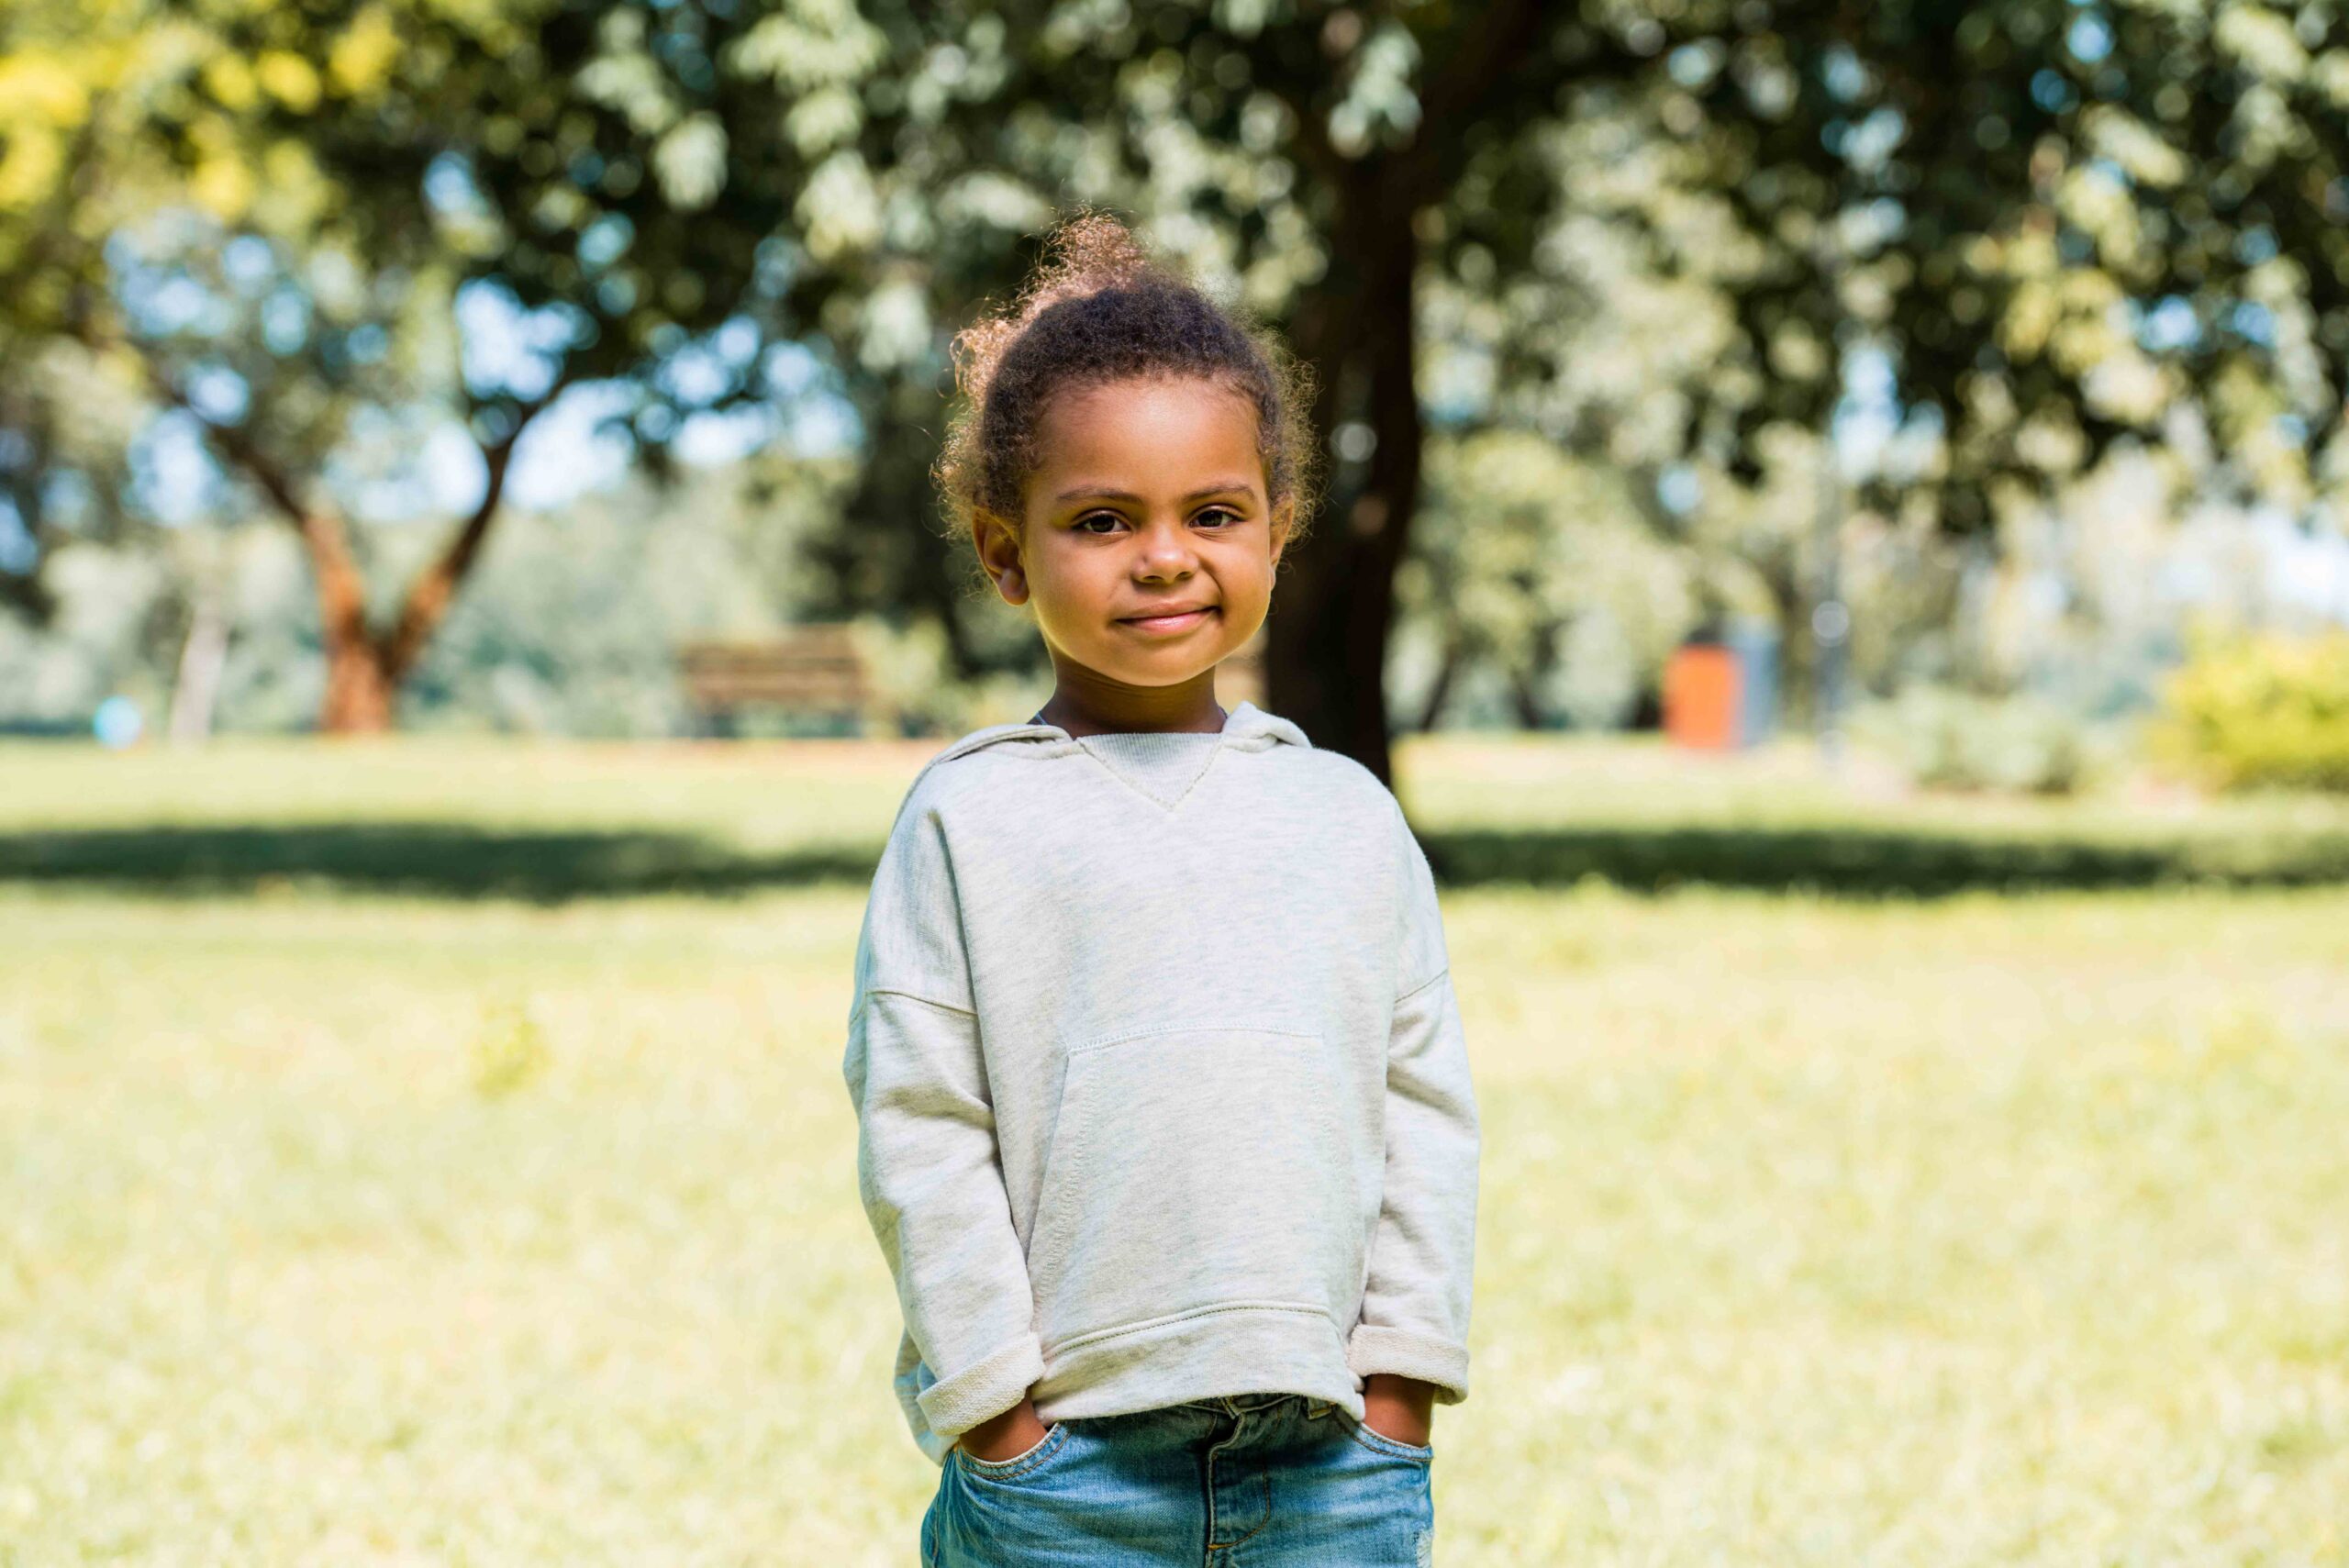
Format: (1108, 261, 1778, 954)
(1850, 684, 2092, 795)
(2153, 630, 2349, 793)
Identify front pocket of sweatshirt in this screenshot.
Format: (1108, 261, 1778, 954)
(1024, 1024, 1360, 1353)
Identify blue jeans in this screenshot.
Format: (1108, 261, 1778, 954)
(922, 1392, 1436, 1566)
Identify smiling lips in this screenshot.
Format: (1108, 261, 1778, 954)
(1119, 606, 1219, 633)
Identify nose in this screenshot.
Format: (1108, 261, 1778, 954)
(1131, 517, 1200, 579)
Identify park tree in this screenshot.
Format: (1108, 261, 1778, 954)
(0, 0, 874, 730)
(778, 0, 2349, 782)
(11, 1, 2343, 754)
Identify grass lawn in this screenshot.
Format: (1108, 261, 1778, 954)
(3, 736, 2344, 1564)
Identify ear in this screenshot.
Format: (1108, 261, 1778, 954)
(1267, 496, 1294, 570)
(973, 507, 1029, 606)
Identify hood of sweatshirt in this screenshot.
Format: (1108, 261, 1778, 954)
(924, 700, 1312, 810)
(927, 698, 1311, 765)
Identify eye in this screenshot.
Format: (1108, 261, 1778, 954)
(1071, 505, 1243, 534)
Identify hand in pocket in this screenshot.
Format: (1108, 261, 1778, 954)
(957, 1398, 1054, 1463)
(1360, 1373, 1434, 1448)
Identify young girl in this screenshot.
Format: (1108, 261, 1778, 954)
(843, 212, 1480, 1566)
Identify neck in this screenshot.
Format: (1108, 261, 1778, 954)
(1036, 669, 1226, 737)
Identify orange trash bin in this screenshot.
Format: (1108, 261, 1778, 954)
(1664, 644, 1740, 750)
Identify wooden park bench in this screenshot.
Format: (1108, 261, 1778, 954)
(677, 624, 890, 737)
(679, 624, 1269, 738)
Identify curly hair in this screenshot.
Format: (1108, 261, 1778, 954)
(933, 210, 1319, 569)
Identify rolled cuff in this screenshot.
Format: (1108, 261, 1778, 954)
(913, 1330, 1046, 1438)
(1345, 1323, 1470, 1406)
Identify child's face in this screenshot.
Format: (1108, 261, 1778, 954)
(977, 375, 1288, 693)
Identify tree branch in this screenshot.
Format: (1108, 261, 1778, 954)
(380, 365, 578, 680)
(127, 343, 380, 655)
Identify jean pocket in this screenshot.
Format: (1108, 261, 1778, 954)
(1335, 1407, 1434, 1463)
(952, 1420, 1074, 1483)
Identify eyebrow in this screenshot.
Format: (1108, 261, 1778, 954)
(1053, 481, 1259, 504)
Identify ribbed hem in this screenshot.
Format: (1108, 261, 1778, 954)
(1345, 1324, 1470, 1406)
(1031, 1303, 1360, 1423)
(915, 1331, 1047, 1437)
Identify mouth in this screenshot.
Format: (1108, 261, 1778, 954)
(1118, 606, 1219, 633)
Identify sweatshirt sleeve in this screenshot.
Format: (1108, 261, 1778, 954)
(841, 785, 1044, 1442)
(1345, 798, 1482, 1405)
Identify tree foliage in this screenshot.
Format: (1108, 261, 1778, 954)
(6, 1, 2344, 756)
(767, 0, 2349, 775)
(1, 0, 866, 728)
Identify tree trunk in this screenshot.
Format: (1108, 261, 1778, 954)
(1414, 632, 1465, 734)
(320, 637, 397, 733)
(1510, 618, 1564, 729)
(1508, 659, 1546, 730)
(1758, 557, 1812, 732)
(1266, 166, 1424, 790)
(141, 348, 556, 737)
(308, 532, 395, 734)
(166, 584, 231, 744)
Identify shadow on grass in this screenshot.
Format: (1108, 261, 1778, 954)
(0, 825, 872, 902)
(1422, 825, 2349, 896)
(5, 820, 2349, 901)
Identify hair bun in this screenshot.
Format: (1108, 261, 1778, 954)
(950, 210, 1169, 407)
(1022, 211, 1158, 306)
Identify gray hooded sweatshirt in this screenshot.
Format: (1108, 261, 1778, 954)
(842, 700, 1479, 1465)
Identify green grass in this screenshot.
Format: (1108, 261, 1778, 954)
(3, 736, 2345, 1564)
(5, 733, 2348, 899)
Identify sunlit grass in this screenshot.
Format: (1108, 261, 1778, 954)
(2, 737, 2344, 1563)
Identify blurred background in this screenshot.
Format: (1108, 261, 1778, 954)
(3, 2, 2346, 1562)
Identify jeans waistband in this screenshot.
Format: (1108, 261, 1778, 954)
(1177, 1392, 1330, 1418)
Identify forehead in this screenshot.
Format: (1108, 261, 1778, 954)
(1030, 376, 1264, 495)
